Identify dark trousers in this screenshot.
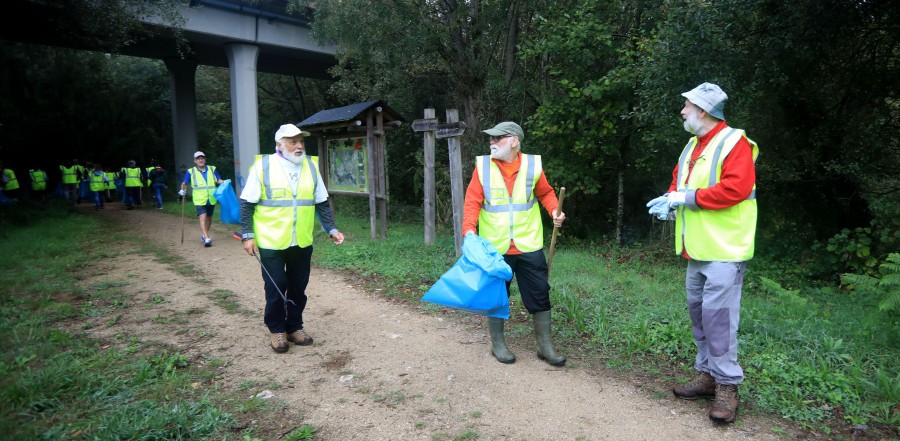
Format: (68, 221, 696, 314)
(503, 249, 552, 314)
(259, 245, 313, 334)
(125, 187, 141, 206)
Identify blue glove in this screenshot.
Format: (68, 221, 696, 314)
(646, 195, 668, 209)
(667, 191, 686, 207)
(648, 202, 671, 219)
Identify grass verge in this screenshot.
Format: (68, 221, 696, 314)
(0, 201, 310, 440)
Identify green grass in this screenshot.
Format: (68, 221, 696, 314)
(0, 202, 312, 440)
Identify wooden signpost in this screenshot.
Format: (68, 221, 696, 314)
(414, 109, 468, 255)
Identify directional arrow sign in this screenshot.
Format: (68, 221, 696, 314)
(435, 121, 467, 139)
(411, 118, 438, 132)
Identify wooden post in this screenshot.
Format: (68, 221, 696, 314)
(446, 109, 464, 256)
(423, 109, 436, 245)
(376, 107, 387, 239)
(366, 112, 378, 239)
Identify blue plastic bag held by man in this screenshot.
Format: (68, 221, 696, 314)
(213, 180, 240, 225)
(421, 234, 513, 319)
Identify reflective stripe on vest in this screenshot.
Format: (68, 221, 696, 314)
(89, 172, 107, 191)
(675, 127, 759, 261)
(3, 169, 18, 191)
(123, 168, 142, 187)
(61, 166, 78, 184)
(30, 170, 47, 190)
(475, 154, 543, 254)
(190, 166, 218, 206)
(252, 154, 319, 250)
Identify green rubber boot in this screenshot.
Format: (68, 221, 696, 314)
(533, 310, 566, 366)
(488, 317, 516, 364)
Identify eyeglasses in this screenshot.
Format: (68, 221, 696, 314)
(490, 135, 511, 142)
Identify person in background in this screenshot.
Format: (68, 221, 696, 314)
(74, 158, 88, 204)
(146, 159, 157, 205)
(148, 162, 168, 210)
(1, 160, 20, 201)
(462, 121, 567, 367)
(179, 151, 223, 247)
(88, 163, 109, 211)
(646, 82, 758, 423)
(61, 159, 80, 204)
(239, 124, 345, 353)
(29, 166, 48, 201)
(121, 160, 145, 210)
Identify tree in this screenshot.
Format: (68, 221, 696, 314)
(522, 0, 670, 244)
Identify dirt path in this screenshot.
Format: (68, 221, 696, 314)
(75, 203, 794, 440)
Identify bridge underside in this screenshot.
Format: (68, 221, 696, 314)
(0, 0, 338, 189)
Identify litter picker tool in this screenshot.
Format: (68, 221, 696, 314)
(547, 186, 565, 276)
(180, 183, 186, 244)
(252, 250, 296, 307)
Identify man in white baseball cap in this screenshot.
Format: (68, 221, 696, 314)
(239, 123, 345, 353)
(180, 151, 224, 247)
(645, 83, 759, 423)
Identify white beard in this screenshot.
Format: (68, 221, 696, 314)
(683, 108, 704, 135)
(490, 142, 515, 162)
(280, 146, 306, 165)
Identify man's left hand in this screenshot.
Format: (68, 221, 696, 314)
(331, 232, 345, 245)
(552, 209, 565, 228)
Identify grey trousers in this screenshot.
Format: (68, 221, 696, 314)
(685, 260, 747, 385)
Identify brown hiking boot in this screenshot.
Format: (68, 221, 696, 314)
(286, 329, 313, 346)
(673, 371, 716, 400)
(270, 332, 289, 353)
(709, 383, 739, 423)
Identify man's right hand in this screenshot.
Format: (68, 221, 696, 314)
(242, 238, 258, 256)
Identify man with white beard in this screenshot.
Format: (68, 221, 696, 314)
(461, 121, 567, 367)
(646, 83, 758, 423)
(239, 124, 345, 353)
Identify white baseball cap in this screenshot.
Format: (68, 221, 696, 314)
(274, 124, 311, 141)
(193, 151, 206, 158)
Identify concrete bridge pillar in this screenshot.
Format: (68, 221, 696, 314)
(224, 43, 261, 192)
(164, 58, 200, 182)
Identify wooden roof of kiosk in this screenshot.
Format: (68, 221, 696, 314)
(298, 100, 404, 239)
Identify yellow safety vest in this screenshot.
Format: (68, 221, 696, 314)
(123, 167, 142, 187)
(105, 172, 117, 189)
(89, 172, 107, 191)
(189, 166, 218, 206)
(252, 155, 319, 250)
(29, 170, 47, 191)
(61, 165, 78, 184)
(675, 127, 759, 261)
(3, 168, 19, 191)
(475, 154, 544, 254)
(145, 167, 153, 186)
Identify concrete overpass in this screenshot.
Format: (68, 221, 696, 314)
(0, 0, 337, 189)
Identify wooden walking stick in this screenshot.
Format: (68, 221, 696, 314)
(180, 183, 186, 244)
(547, 187, 566, 276)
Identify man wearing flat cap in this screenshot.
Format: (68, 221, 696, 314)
(239, 124, 345, 354)
(462, 121, 567, 367)
(646, 82, 759, 423)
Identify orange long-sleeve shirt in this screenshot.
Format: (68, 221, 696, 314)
(462, 152, 559, 255)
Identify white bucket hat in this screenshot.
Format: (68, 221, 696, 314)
(682, 82, 728, 120)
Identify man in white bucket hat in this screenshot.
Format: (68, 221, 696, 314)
(646, 82, 759, 423)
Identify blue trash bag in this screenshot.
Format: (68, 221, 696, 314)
(79, 181, 91, 199)
(213, 180, 240, 225)
(0, 191, 14, 204)
(421, 234, 513, 319)
(54, 182, 66, 198)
